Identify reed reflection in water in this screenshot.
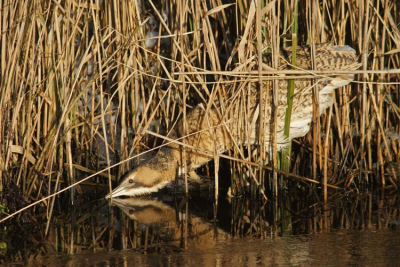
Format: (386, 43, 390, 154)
(2, 187, 400, 265)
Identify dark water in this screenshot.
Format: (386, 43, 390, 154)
(2, 185, 400, 266)
(15, 230, 400, 266)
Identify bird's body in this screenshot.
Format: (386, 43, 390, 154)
(106, 44, 360, 198)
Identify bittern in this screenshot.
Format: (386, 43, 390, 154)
(106, 44, 360, 198)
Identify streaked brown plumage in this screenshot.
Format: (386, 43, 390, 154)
(106, 44, 360, 198)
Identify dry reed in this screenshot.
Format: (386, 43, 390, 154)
(0, 0, 399, 226)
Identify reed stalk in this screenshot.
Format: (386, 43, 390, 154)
(0, 0, 399, 227)
(282, 0, 298, 172)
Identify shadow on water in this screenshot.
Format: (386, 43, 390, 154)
(2, 180, 400, 266)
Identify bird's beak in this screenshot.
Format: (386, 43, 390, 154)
(105, 184, 129, 199)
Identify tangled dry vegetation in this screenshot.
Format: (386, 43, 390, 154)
(0, 0, 399, 219)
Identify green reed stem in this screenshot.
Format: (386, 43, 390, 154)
(282, 0, 298, 171)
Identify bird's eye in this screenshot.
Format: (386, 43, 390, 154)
(129, 210, 134, 214)
(129, 179, 134, 184)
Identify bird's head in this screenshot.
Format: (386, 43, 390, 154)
(105, 165, 173, 198)
(106, 147, 180, 198)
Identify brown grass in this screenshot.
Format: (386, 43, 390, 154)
(0, 0, 399, 223)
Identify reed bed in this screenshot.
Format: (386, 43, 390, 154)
(0, 0, 399, 225)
